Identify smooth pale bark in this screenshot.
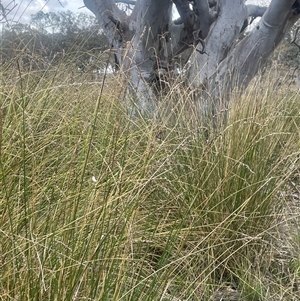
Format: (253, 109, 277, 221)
(214, 0, 300, 95)
(84, 0, 300, 117)
(84, 0, 217, 116)
(84, 0, 174, 115)
(187, 0, 248, 90)
(122, 0, 172, 115)
(186, 0, 299, 118)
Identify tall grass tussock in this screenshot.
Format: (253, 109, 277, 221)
(1, 48, 300, 301)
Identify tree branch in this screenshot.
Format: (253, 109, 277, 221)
(187, 0, 248, 87)
(172, 0, 210, 56)
(83, 0, 132, 70)
(194, 0, 212, 38)
(240, 4, 267, 32)
(246, 4, 267, 19)
(213, 0, 300, 97)
(83, 0, 126, 23)
(123, 0, 172, 74)
(263, 0, 295, 28)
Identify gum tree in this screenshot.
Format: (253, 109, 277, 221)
(83, 0, 300, 115)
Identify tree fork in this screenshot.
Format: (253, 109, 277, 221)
(84, 0, 300, 118)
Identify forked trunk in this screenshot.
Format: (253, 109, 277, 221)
(84, 0, 300, 118)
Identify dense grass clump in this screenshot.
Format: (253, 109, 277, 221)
(0, 58, 300, 301)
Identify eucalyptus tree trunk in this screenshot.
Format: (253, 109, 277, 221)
(83, 0, 300, 117)
(188, 0, 300, 112)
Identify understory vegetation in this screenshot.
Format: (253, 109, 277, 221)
(1, 47, 300, 301)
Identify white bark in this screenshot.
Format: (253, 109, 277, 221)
(187, 0, 248, 89)
(84, 0, 173, 116)
(213, 0, 300, 96)
(187, 0, 300, 104)
(84, 0, 300, 118)
(123, 0, 172, 115)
